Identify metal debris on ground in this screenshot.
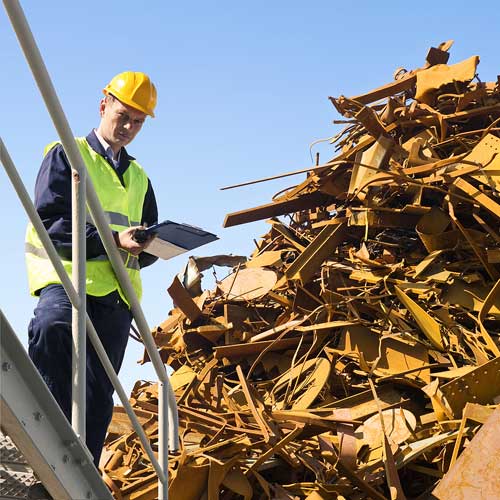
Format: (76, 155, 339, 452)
(102, 41, 500, 500)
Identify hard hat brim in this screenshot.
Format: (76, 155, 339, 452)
(103, 88, 155, 118)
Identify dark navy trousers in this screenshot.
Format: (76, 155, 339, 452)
(28, 284, 131, 467)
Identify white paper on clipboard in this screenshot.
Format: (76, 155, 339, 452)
(144, 238, 187, 260)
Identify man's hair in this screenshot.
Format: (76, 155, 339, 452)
(105, 94, 116, 104)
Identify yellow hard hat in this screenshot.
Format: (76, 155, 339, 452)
(103, 71, 157, 117)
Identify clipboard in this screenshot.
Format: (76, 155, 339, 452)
(137, 220, 218, 260)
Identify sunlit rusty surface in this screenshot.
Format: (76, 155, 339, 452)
(432, 407, 500, 499)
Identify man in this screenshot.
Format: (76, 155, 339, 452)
(26, 71, 158, 469)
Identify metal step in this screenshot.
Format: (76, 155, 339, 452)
(0, 431, 37, 499)
(0, 309, 112, 500)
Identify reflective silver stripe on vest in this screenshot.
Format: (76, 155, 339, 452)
(26, 243, 139, 270)
(118, 248, 129, 264)
(88, 255, 108, 262)
(86, 210, 140, 228)
(127, 256, 140, 271)
(25, 244, 119, 263)
(25, 242, 49, 259)
(107, 211, 129, 227)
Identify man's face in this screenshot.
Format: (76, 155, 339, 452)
(98, 95, 147, 153)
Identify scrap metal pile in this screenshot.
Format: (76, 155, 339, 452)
(102, 42, 500, 499)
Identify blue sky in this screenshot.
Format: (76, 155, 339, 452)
(2, 0, 499, 396)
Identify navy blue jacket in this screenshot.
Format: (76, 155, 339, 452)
(34, 131, 158, 268)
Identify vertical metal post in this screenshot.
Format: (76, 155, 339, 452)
(158, 382, 169, 500)
(71, 166, 86, 438)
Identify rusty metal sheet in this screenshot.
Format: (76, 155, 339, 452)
(415, 55, 479, 104)
(218, 267, 278, 301)
(463, 134, 500, 190)
(167, 275, 203, 322)
(432, 406, 500, 499)
(440, 357, 500, 417)
(348, 136, 393, 200)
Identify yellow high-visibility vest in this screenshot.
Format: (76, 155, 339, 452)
(25, 137, 149, 304)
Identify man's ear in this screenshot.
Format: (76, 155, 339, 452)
(99, 98, 106, 117)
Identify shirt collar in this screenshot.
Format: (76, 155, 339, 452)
(93, 128, 114, 157)
(94, 128, 122, 167)
(85, 130, 135, 163)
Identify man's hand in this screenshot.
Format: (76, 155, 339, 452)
(115, 226, 153, 256)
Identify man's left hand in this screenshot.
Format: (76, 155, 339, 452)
(115, 227, 153, 256)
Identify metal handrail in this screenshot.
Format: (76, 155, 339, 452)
(3, 1, 179, 498)
(1, 310, 114, 500)
(0, 139, 169, 486)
